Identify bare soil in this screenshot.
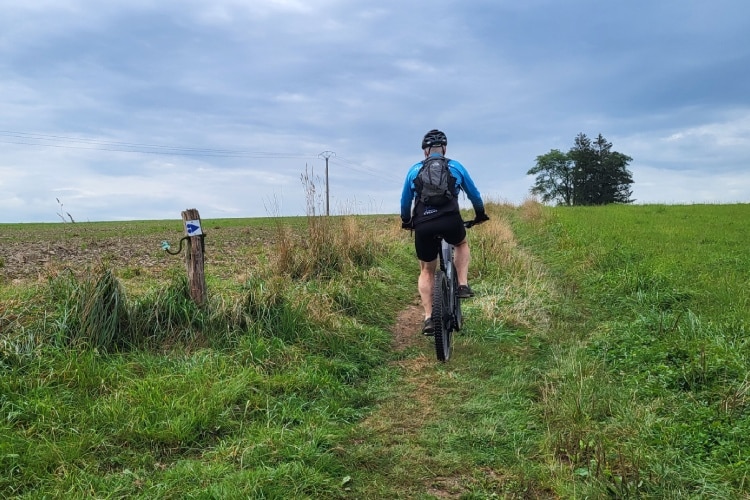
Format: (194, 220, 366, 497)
(0, 224, 269, 285)
(390, 298, 425, 352)
(0, 238, 166, 284)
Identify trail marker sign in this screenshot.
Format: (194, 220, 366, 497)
(185, 220, 202, 236)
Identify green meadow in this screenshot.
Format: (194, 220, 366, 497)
(1, 203, 748, 498)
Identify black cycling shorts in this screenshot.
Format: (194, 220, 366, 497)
(414, 213, 466, 262)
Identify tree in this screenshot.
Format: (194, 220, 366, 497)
(592, 134, 633, 204)
(527, 149, 575, 206)
(528, 132, 634, 205)
(568, 133, 598, 205)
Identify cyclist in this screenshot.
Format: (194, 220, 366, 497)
(400, 129, 489, 335)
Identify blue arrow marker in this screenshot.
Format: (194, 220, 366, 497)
(186, 223, 200, 234)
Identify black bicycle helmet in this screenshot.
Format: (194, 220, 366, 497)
(421, 129, 447, 149)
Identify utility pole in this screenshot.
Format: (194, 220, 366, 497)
(318, 151, 335, 216)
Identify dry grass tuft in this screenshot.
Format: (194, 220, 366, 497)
(519, 197, 546, 222)
(470, 202, 557, 332)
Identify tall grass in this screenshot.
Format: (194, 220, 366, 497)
(271, 168, 386, 279)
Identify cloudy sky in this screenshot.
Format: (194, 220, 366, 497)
(1, 0, 748, 223)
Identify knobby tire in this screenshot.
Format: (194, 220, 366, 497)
(432, 269, 452, 362)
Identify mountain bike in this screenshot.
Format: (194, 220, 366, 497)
(432, 220, 481, 362)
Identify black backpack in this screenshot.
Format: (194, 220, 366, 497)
(414, 156, 457, 206)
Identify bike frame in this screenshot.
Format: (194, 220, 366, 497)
(438, 238, 461, 332)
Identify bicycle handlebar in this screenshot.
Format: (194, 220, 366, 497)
(402, 215, 489, 231)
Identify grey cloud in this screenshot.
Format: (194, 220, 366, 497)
(1, 0, 749, 222)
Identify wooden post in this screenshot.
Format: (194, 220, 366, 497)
(181, 208, 207, 306)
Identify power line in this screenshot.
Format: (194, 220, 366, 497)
(0, 138, 320, 159)
(0, 130, 317, 159)
(0, 129, 394, 183)
(330, 156, 393, 183)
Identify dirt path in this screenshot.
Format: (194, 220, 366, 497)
(390, 298, 425, 352)
(388, 299, 439, 429)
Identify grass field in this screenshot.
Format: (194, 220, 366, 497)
(521, 204, 750, 497)
(1, 202, 748, 498)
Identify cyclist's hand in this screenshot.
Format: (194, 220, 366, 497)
(473, 211, 490, 224)
(401, 219, 413, 230)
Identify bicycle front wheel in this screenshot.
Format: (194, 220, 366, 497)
(432, 269, 452, 362)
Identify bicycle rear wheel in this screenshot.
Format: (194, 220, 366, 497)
(432, 269, 452, 361)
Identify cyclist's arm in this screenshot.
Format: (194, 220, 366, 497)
(400, 166, 419, 222)
(449, 161, 485, 214)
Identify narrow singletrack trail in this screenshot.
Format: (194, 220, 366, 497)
(353, 299, 474, 499)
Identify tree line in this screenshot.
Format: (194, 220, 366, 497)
(527, 133, 634, 206)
